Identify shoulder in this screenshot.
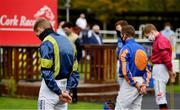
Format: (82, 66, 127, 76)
(39, 41, 54, 56)
(72, 33, 78, 38)
(161, 30, 165, 33)
(121, 45, 130, 56)
(88, 31, 93, 38)
(40, 41, 53, 50)
(136, 42, 145, 50)
(170, 30, 175, 34)
(157, 35, 171, 49)
(41, 40, 53, 47)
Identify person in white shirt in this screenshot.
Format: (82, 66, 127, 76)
(161, 22, 176, 59)
(76, 13, 87, 30)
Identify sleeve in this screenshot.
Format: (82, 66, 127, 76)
(66, 59, 80, 91)
(75, 38, 82, 62)
(160, 50, 172, 71)
(158, 40, 172, 71)
(143, 64, 152, 87)
(120, 49, 140, 89)
(40, 42, 61, 95)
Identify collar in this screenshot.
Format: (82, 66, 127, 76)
(155, 32, 161, 41)
(125, 38, 135, 44)
(38, 28, 55, 41)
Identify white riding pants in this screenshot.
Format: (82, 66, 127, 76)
(38, 79, 68, 110)
(152, 64, 169, 105)
(115, 77, 143, 110)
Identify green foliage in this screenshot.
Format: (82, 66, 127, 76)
(58, 0, 180, 22)
(71, 0, 127, 22)
(1, 77, 16, 96)
(58, 0, 66, 8)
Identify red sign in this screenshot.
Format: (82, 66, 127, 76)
(0, 0, 58, 46)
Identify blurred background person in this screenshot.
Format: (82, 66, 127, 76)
(115, 20, 128, 86)
(88, 24, 103, 45)
(74, 13, 88, 37)
(115, 20, 128, 56)
(62, 22, 82, 103)
(62, 22, 82, 62)
(161, 22, 176, 59)
(86, 24, 103, 80)
(76, 13, 87, 30)
(57, 21, 67, 37)
(79, 24, 91, 45)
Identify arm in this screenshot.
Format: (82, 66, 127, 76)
(74, 38, 82, 62)
(157, 38, 172, 71)
(66, 60, 80, 91)
(160, 49, 172, 71)
(143, 64, 152, 87)
(40, 42, 61, 95)
(161, 49, 176, 82)
(120, 49, 141, 89)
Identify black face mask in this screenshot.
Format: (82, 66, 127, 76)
(116, 30, 125, 44)
(38, 28, 54, 41)
(95, 32, 100, 35)
(116, 30, 121, 38)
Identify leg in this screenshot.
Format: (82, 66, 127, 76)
(38, 80, 60, 110)
(72, 87, 78, 103)
(129, 94, 143, 110)
(153, 79, 168, 109)
(54, 102, 68, 110)
(118, 77, 124, 87)
(115, 79, 140, 110)
(152, 64, 169, 109)
(38, 97, 55, 110)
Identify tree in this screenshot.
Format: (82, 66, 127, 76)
(71, 0, 131, 29)
(58, 0, 180, 29)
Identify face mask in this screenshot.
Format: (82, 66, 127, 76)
(116, 30, 121, 37)
(165, 26, 170, 30)
(116, 30, 125, 44)
(148, 34, 155, 41)
(95, 32, 100, 35)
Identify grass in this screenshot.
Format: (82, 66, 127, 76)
(167, 84, 180, 93)
(0, 97, 102, 110)
(0, 86, 179, 110)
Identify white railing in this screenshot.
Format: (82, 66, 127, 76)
(100, 28, 180, 43)
(100, 29, 180, 55)
(100, 30, 143, 44)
